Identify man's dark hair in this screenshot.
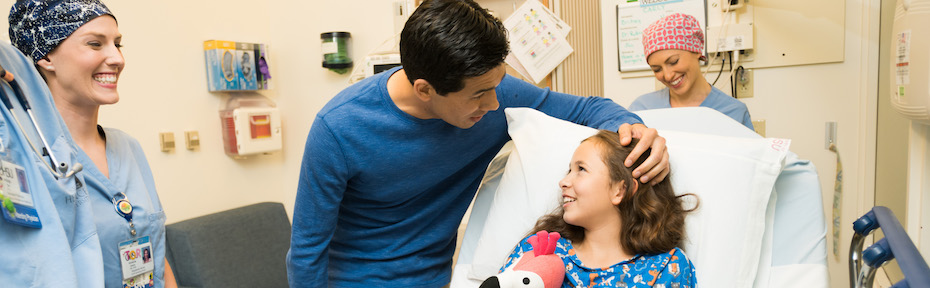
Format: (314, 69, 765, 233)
(400, 0, 509, 95)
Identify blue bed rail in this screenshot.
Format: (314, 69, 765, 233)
(850, 206, 930, 288)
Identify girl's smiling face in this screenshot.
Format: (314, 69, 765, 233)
(559, 140, 625, 228)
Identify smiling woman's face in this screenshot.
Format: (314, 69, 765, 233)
(647, 49, 704, 98)
(41, 15, 124, 109)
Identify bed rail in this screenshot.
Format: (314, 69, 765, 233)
(850, 206, 930, 288)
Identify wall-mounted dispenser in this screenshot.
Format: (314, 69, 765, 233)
(204, 40, 271, 91)
(321, 32, 353, 74)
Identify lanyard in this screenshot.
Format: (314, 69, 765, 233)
(112, 192, 136, 237)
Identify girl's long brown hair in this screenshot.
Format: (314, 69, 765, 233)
(530, 130, 697, 255)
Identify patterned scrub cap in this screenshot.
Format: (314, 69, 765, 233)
(9, 0, 114, 63)
(642, 13, 704, 60)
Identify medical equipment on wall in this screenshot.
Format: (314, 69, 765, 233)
(321, 32, 353, 74)
(219, 95, 282, 158)
(720, 0, 744, 11)
(0, 65, 82, 179)
(347, 32, 402, 84)
(889, 0, 930, 124)
(203, 40, 272, 92)
(345, 1, 412, 82)
(363, 52, 402, 78)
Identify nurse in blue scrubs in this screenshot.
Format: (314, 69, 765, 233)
(630, 13, 754, 130)
(9, 1, 175, 287)
(0, 39, 104, 288)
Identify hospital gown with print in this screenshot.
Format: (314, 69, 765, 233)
(501, 235, 696, 288)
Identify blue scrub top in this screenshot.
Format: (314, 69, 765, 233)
(630, 86, 754, 130)
(79, 126, 167, 288)
(0, 41, 104, 287)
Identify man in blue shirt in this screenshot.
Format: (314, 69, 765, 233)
(286, 1, 670, 287)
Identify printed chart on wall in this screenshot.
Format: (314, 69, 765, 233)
(503, 0, 572, 84)
(617, 0, 706, 72)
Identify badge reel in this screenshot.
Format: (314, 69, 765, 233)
(114, 192, 155, 288)
(0, 135, 42, 228)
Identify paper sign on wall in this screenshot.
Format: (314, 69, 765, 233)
(503, 0, 573, 84)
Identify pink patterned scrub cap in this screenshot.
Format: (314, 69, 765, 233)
(642, 13, 705, 60)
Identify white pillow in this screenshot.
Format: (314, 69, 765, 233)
(467, 112, 597, 279)
(467, 108, 790, 288)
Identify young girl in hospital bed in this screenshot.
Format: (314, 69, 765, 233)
(497, 130, 697, 287)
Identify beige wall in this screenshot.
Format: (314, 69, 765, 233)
(0, 0, 396, 223)
(267, 0, 399, 224)
(599, 0, 879, 287)
(875, 0, 909, 218)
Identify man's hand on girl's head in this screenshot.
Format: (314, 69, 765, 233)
(617, 123, 669, 185)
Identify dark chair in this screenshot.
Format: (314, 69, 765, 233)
(166, 202, 291, 288)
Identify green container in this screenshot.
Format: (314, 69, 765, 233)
(321, 32, 352, 74)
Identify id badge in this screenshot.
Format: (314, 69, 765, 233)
(118, 236, 156, 288)
(0, 159, 42, 228)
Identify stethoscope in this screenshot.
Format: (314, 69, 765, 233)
(0, 63, 82, 179)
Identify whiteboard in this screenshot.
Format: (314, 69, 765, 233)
(616, 0, 707, 72)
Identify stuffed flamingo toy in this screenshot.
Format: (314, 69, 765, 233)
(480, 231, 565, 288)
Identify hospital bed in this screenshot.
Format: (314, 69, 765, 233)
(850, 206, 930, 288)
(452, 107, 830, 287)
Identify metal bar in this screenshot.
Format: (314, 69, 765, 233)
(872, 206, 930, 287)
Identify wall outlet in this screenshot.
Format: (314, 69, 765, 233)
(159, 132, 175, 152)
(736, 69, 753, 98)
(752, 119, 765, 137)
(185, 131, 200, 151)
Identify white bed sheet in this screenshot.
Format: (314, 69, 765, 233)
(637, 108, 829, 273)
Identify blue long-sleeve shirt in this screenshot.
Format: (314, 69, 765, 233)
(287, 67, 641, 287)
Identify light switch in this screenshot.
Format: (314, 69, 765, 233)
(185, 131, 200, 150)
(159, 132, 175, 152)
